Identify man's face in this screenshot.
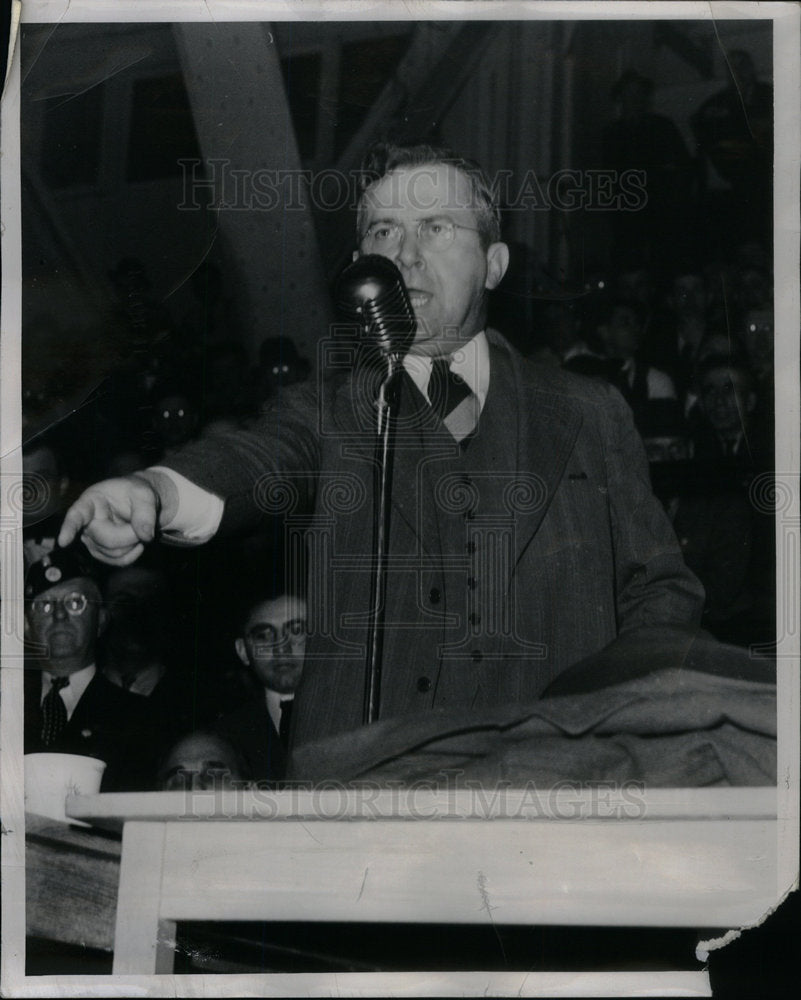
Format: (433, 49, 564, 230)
(601, 305, 641, 358)
(154, 394, 197, 448)
(357, 164, 508, 357)
(26, 577, 104, 671)
(235, 595, 307, 695)
(700, 366, 756, 433)
(671, 275, 705, 316)
(105, 566, 168, 659)
(159, 733, 240, 791)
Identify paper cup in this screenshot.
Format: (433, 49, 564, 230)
(25, 753, 106, 824)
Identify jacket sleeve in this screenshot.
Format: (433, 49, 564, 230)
(602, 386, 706, 631)
(162, 382, 322, 536)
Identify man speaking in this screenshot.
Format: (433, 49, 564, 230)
(59, 141, 704, 750)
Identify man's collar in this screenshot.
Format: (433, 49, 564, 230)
(403, 330, 489, 408)
(41, 662, 96, 716)
(265, 688, 294, 732)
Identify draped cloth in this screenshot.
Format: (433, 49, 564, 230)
(287, 628, 776, 788)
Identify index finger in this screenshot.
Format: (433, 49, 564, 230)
(58, 496, 96, 548)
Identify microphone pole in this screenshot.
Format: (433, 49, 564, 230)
(335, 256, 416, 725)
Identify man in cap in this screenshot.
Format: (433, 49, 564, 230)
(24, 546, 155, 791)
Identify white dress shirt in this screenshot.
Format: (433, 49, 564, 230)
(265, 688, 294, 734)
(40, 663, 96, 721)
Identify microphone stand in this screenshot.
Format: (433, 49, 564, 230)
(334, 254, 415, 727)
(363, 352, 403, 725)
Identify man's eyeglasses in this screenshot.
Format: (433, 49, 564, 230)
(28, 592, 91, 617)
(361, 216, 480, 254)
(247, 618, 307, 646)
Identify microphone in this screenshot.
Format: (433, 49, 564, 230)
(335, 255, 416, 361)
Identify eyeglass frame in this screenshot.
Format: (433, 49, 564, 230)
(27, 591, 93, 617)
(360, 215, 482, 254)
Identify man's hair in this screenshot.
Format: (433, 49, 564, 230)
(697, 352, 756, 391)
(236, 588, 307, 637)
(356, 140, 501, 249)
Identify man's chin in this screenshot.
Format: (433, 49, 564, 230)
(263, 663, 303, 694)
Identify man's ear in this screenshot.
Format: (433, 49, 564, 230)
(352, 250, 359, 262)
(234, 638, 249, 667)
(484, 242, 510, 291)
(96, 606, 108, 638)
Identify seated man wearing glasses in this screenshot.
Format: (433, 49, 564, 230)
(24, 547, 155, 791)
(213, 590, 308, 783)
(59, 140, 704, 763)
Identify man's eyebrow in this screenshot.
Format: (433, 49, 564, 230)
(364, 215, 398, 227)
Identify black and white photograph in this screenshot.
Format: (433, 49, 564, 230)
(0, 1, 798, 995)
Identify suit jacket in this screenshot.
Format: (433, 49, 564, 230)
(214, 698, 286, 784)
(167, 330, 704, 749)
(24, 669, 157, 791)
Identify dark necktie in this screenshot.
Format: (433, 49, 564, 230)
(428, 358, 480, 442)
(279, 699, 293, 747)
(41, 676, 69, 746)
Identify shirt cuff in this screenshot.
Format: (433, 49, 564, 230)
(148, 466, 224, 545)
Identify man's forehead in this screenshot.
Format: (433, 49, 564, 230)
(703, 368, 748, 387)
(362, 163, 474, 217)
(246, 595, 307, 626)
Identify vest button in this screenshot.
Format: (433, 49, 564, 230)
(428, 587, 441, 605)
(471, 650, 483, 663)
(416, 676, 432, 693)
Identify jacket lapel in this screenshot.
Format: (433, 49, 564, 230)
(485, 330, 583, 571)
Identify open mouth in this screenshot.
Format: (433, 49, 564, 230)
(407, 290, 432, 309)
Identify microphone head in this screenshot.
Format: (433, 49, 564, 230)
(335, 255, 416, 360)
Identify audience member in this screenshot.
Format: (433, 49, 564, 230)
(595, 297, 677, 433)
(691, 353, 762, 477)
(24, 547, 155, 791)
(148, 380, 201, 460)
(530, 299, 607, 377)
(157, 731, 243, 791)
(255, 336, 311, 402)
(214, 591, 308, 783)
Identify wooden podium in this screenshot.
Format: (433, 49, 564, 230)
(63, 786, 778, 977)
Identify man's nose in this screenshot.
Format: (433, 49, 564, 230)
(52, 600, 68, 621)
(395, 228, 424, 270)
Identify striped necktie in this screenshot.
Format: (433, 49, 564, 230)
(41, 676, 69, 746)
(428, 357, 480, 443)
